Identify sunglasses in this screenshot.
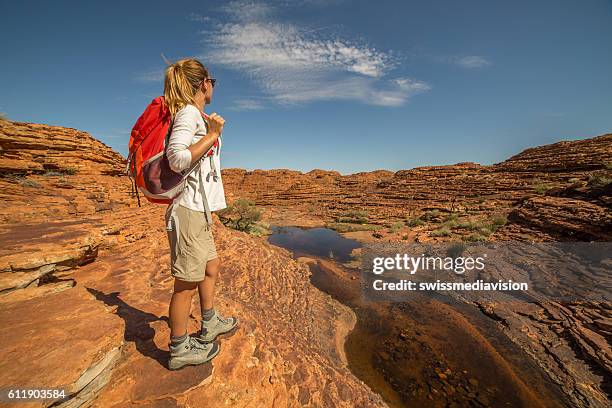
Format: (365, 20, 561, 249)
(206, 78, 216, 88)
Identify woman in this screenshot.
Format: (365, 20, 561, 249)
(163, 58, 238, 371)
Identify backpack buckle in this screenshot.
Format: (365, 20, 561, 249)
(206, 168, 219, 182)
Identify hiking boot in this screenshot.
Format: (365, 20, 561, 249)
(199, 310, 238, 343)
(168, 335, 220, 371)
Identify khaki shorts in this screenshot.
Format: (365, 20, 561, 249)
(165, 204, 218, 282)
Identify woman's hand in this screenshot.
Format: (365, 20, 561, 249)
(207, 112, 225, 136)
(187, 112, 225, 165)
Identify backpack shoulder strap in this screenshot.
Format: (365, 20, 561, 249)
(199, 170, 214, 227)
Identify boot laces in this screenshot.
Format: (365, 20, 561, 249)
(217, 314, 232, 325)
(188, 336, 209, 351)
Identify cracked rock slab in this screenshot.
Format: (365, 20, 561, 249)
(0, 286, 124, 407)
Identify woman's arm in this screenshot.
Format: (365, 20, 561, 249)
(187, 130, 219, 165)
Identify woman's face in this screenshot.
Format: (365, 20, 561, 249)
(202, 77, 214, 104)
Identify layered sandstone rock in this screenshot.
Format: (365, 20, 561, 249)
(221, 131, 611, 408)
(0, 120, 125, 176)
(0, 118, 610, 407)
(223, 133, 611, 241)
(502, 181, 612, 241)
(494, 134, 612, 172)
(0, 120, 384, 407)
(476, 299, 611, 408)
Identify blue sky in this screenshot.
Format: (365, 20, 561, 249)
(1, 0, 611, 175)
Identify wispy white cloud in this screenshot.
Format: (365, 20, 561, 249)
(205, 21, 394, 78)
(279, 0, 347, 6)
(230, 99, 266, 110)
(199, 0, 428, 107)
(265, 76, 430, 107)
(220, 0, 275, 21)
(448, 55, 491, 69)
(187, 12, 212, 22)
(136, 69, 164, 82)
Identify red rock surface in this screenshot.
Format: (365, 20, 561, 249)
(223, 133, 611, 242)
(221, 132, 611, 408)
(0, 118, 610, 407)
(0, 120, 384, 407)
(0, 120, 124, 176)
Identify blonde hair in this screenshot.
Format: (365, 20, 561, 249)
(163, 58, 210, 119)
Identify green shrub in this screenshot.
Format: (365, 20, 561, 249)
(336, 210, 369, 224)
(43, 167, 78, 176)
(491, 215, 507, 227)
(405, 217, 424, 227)
(19, 179, 41, 188)
(446, 242, 467, 258)
(441, 219, 459, 229)
(533, 183, 549, 194)
(443, 213, 459, 223)
(431, 227, 451, 237)
(388, 220, 404, 233)
(465, 233, 487, 242)
(217, 198, 262, 232)
(588, 174, 612, 187)
(247, 223, 269, 237)
(346, 209, 368, 218)
(422, 209, 440, 221)
(326, 222, 378, 233)
(457, 219, 480, 230)
(478, 227, 493, 236)
(604, 162, 612, 170)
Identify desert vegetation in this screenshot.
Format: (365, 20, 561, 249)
(326, 209, 378, 232)
(217, 198, 268, 235)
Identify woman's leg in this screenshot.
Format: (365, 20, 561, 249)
(198, 256, 238, 342)
(198, 257, 220, 315)
(169, 278, 198, 337)
(168, 277, 220, 370)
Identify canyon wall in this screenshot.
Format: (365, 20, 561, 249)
(222, 133, 612, 241)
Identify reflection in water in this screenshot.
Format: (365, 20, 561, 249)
(268, 226, 361, 263)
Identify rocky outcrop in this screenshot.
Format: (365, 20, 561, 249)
(0, 286, 124, 406)
(0, 123, 133, 226)
(0, 120, 125, 176)
(223, 133, 611, 241)
(507, 195, 611, 240)
(500, 181, 612, 241)
(475, 299, 612, 408)
(494, 133, 612, 172)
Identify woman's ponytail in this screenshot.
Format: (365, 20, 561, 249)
(163, 58, 209, 119)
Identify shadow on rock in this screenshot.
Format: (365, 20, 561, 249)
(86, 287, 169, 368)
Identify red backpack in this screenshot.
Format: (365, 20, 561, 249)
(126, 96, 219, 206)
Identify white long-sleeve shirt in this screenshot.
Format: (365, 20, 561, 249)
(166, 104, 227, 212)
